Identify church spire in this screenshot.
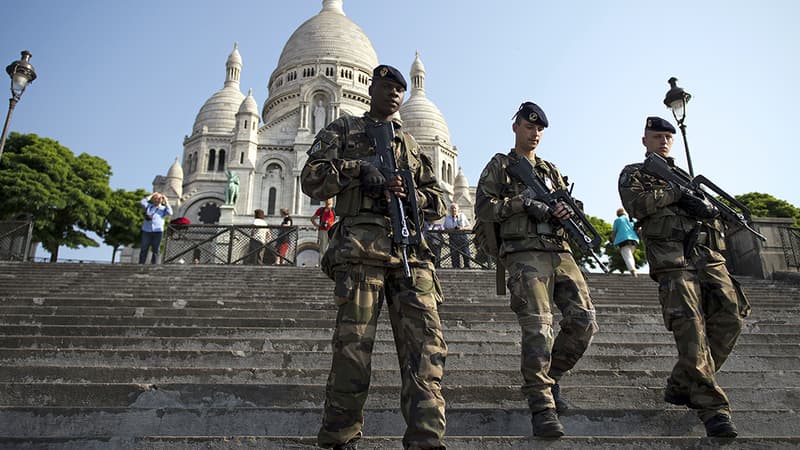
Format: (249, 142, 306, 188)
(225, 42, 242, 87)
(410, 51, 426, 97)
(321, 0, 345, 15)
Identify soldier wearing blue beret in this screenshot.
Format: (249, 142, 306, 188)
(618, 116, 746, 437)
(475, 101, 598, 438)
(303, 64, 447, 449)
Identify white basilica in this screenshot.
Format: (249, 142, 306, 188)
(151, 0, 474, 260)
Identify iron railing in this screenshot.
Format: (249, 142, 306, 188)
(161, 224, 495, 269)
(425, 230, 496, 270)
(163, 224, 299, 265)
(0, 220, 33, 262)
(778, 226, 800, 269)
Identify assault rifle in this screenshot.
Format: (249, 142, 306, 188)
(507, 156, 609, 273)
(365, 121, 422, 278)
(642, 152, 767, 242)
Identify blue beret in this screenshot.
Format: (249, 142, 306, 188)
(645, 116, 676, 133)
(513, 102, 548, 127)
(372, 65, 407, 90)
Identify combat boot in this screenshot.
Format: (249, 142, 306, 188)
(531, 408, 565, 438)
(704, 414, 738, 438)
(551, 382, 568, 413)
(332, 439, 359, 450)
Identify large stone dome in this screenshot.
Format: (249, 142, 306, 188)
(399, 52, 451, 144)
(193, 44, 245, 134)
(275, 1, 377, 74)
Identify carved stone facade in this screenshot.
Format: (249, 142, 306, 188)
(151, 0, 474, 263)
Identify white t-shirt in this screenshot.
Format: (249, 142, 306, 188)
(252, 218, 268, 243)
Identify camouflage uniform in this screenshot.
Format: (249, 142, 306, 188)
(301, 112, 448, 449)
(475, 150, 598, 413)
(618, 157, 749, 422)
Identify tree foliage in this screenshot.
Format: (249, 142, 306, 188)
(100, 188, 148, 263)
(0, 133, 112, 261)
(734, 192, 800, 226)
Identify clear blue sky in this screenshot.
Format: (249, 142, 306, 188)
(2, 0, 798, 262)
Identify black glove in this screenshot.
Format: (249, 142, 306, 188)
(359, 161, 386, 198)
(677, 190, 720, 219)
(523, 197, 552, 222)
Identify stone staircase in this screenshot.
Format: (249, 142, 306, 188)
(0, 262, 799, 449)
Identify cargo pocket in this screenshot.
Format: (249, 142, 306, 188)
(333, 267, 382, 324)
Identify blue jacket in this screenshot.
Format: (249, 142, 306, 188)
(140, 197, 173, 232)
(612, 214, 639, 246)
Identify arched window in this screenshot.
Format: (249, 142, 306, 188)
(267, 188, 277, 215)
(217, 150, 226, 171)
(441, 164, 446, 182)
(192, 152, 198, 173)
(240, 152, 244, 164)
(447, 164, 453, 184)
(207, 149, 216, 172)
(185, 153, 192, 173)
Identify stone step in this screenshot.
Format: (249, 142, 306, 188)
(1, 325, 796, 344)
(14, 436, 800, 450)
(4, 383, 798, 410)
(0, 407, 795, 437)
(0, 297, 800, 320)
(4, 366, 797, 388)
(1, 316, 795, 334)
(2, 336, 797, 357)
(3, 349, 798, 371)
(3, 306, 798, 324)
(5, 435, 794, 450)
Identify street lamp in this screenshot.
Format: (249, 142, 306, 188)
(663, 76, 694, 176)
(0, 50, 37, 162)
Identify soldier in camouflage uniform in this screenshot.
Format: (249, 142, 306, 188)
(301, 65, 448, 450)
(618, 116, 749, 437)
(474, 102, 598, 437)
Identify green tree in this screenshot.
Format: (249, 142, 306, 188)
(0, 133, 112, 262)
(734, 192, 800, 226)
(101, 188, 148, 263)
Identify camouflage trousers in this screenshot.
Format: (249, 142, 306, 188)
(502, 251, 598, 412)
(318, 263, 447, 449)
(654, 263, 747, 421)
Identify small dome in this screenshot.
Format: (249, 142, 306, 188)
(399, 52, 450, 144)
(239, 88, 259, 115)
(453, 167, 472, 204)
(227, 42, 242, 66)
(167, 156, 183, 179)
(454, 167, 469, 190)
(193, 87, 245, 133)
(193, 44, 245, 133)
(274, 1, 377, 77)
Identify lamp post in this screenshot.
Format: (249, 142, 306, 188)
(0, 50, 37, 162)
(663, 76, 693, 176)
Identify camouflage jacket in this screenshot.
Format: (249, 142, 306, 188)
(618, 156, 727, 273)
(301, 113, 446, 269)
(475, 150, 572, 254)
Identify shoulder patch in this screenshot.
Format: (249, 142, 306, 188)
(308, 140, 323, 155)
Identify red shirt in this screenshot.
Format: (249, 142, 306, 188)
(313, 207, 335, 231)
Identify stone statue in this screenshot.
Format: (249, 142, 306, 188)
(313, 100, 326, 134)
(224, 170, 239, 205)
